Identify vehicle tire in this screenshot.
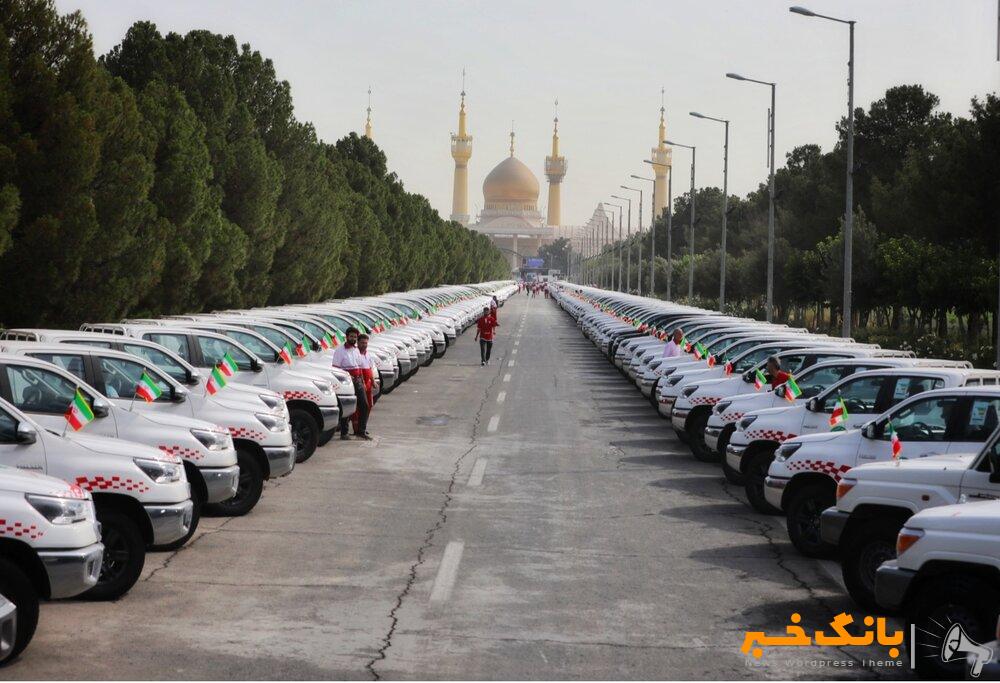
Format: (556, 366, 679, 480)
(744, 449, 781, 514)
(841, 517, 905, 611)
(687, 411, 719, 463)
(152, 485, 202, 551)
(83, 509, 145, 601)
(0, 558, 38, 666)
(205, 447, 264, 517)
(290, 408, 319, 463)
(722, 459, 744, 485)
(785, 483, 837, 558)
(317, 429, 336, 447)
(909, 576, 1000, 680)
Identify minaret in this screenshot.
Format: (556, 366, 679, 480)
(651, 89, 671, 220)
(544, 99, 567, 227)
(364, 87, 373, 140)
(450, 72, 472, 225)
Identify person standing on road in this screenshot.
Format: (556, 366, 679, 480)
(474, 306, 498, 366)
(765, 355, 791, 389)
(332, 326, 372, 440)
(662, 329, 684, 358)
(350, 333, 376, 435)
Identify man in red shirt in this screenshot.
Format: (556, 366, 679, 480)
(765, 355, 791, 389)
(474, 307, 498, 366)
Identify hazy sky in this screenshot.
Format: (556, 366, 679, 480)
(58, 0, 1000, 228)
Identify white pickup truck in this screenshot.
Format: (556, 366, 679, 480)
(0, 397, 191, 600)
(875, 498, 1000, 679)
(729, 367, 995, 515)
(821, 426, 1000, 611)
(0, 466, 103, 665)
(0, 350, 237, 548)
(765, 383, 1000, 557)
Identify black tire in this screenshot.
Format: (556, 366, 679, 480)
(744, 448, 781, 514)
(687, 411, 719, 463)
(152, 485, 202, 551)
(785, 483, 837, 558)
(290, 408, 319, 463)
(909, 576, 1000, 680)
(205, 447, 264, 517)
(841, 517, 906, 611)
(722, 459, 744, 485)
(317, 428, 336, 448)
(83, 509, 145, 601)
(0, 558, 38, 666)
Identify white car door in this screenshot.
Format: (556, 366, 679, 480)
(0, 404, 47, 472)
(2, 361, 118, 438)
(856, 393, 959, 464)
(803, 374, 889, 433)
(959, 429, 1000, 502)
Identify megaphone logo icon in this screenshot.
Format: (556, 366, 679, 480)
(942, 622, 993, 678)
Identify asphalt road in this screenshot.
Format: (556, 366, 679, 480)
(8, 294, 909, 680)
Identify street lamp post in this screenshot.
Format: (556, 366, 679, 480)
(601, 210, 615, 290)
(632, 174, 657, 296)
(727, 71, 776, 322)
(791, 5, 856, 337)
(612, 194, 632, 292)
(622, 184, 644, 295)
(607, 203, 625, 291)
(690, 112, 730, 313)
(644, 159, 672, 300)
(665, 140, 696, 300)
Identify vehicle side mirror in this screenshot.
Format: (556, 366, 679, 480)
(15, 422, 37, 445)
(250, 358, 262, 372)
(172, 386, 189, 403)
(807, 398, 819, 413)
(91, 397, 110, 418)
(862, 421, 876, 439)
(187, 369, 201, 385)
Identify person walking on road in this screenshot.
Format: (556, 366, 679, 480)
(350, 333, 375, 435)
(662, 329, 684, 358)
(332, 326, 372, 440)
(475, 306, 498, 366)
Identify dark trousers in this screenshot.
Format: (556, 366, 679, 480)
(479, 339, 493, 363)
(340, 378, 370, 436)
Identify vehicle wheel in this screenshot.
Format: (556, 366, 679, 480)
(205, 447, 264, 517)
(83, 510, 145, 601)
(687, 411, 718, 463)
(841, 518, 905, 611)
(290, 408, 320, 463)
(152, 485, 202, 551)
(0, 558, 38, 666)
(317, 429, 336, 447)
(722, 459, 744, 485)
(785, 483, 836, 558)
(744, 449, 781, 514)
(909, 576, 1000, 680)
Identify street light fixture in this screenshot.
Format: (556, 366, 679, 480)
(622, 184, 644, 295)
(611, 194, 632, 292)
(690, 111, 730, 313)
(790, 4, 857, 338)
(727, 71, 776, 322)
(645, 158, 673, 300)
(664, 140, 696, 301)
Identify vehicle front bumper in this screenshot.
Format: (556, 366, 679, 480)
(638, 375, 657, 397)
(145, 500, 195, 546)
(763, 475, 788, 510)
(657, 394, 675, 417)
(201, 464, 240, 504)
(705, 425, 723, 453)
(671, 408, 689, 433)
(874, 560, 915, 611)
(726, 442, 747, 472)
(338, 392, 358, 420)
(38, 542, 104, 598)
(820, 508, 851, 546)
(263, 444, 296, 478)
(319, 405, 341, 432)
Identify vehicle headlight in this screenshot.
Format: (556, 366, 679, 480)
(258, 393, 282, 411)
(739, 415, 758, 431)
(313, 380, 335, 396)
(774, 442, 803, 462)
(190, 428, 233, 452)
(134, 457, 183, 483)
(255, 412, 288, 432)
(715, 401, 732, 414)
(667, 375, 684, 386)
(682, 385, 699, 398)
(26, 494, 93, 525)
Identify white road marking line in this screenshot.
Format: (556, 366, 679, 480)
(514, 340, 519, 346)
(496, 391, 506, 404)
(487, 415, 500, 432)
(511, 348, 517, 355)
(503, 373, 511, 383)
(467, 458, 488, 487)
(429, 541, 465, 603)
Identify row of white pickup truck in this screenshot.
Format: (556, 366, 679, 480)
(0, 281, 516, 666)
(555, 283, 1000, 679)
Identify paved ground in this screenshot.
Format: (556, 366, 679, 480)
(9, 294, 909, 679)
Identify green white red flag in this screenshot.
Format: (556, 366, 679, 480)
(724, 361, 734, 376)
(64, 389, 95, 431)
(753, 368, 767, 391)
(219, 352, 239, 377)
(889, 422, 902, 459)
(135, 372, 163, 403)
(783, 376, 802, 402)
(279, 343, 294, 365)
(829, 397, 849, 430)
(206, 366, 228, 395)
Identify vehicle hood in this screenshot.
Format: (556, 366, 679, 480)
(64, 432, 174, 462)
(788, 429, 856, 447)
(851, 453, 975, 484)
(133, 410, 220, 432)
(906, 499, 1000, 532)
(0, 465, 91, 498)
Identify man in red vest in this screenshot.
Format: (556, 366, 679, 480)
(474, 307, 498, 366)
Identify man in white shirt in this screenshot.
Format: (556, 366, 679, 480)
(332, 326, 372, 440)
(662, 329, 684, 358)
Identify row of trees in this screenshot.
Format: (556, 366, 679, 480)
(0, 0, 509, 328)
(585, 85, 999, 352)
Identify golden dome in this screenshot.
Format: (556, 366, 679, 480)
(483, 156, 540, 206)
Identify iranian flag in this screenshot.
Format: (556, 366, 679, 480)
(279, 342, 294, 365)
(295, 336, 310, 357)
(693, 343, 706, 360)
(331, 330, 345, 347)
(64, 389, 95, 431)
(219, 352, 239, 377)
(889, 422, 902, 459)
(707, 354, 717, 368)
(829, 397, 849, 430)
(318, 334, 330, 350)
(206, 366, 228, 395)
(135, 372, 163, 403)
(783, 376, 802, 402)
(753, 368, 768, 391)
(724, 361, 734, 376)
(682, 337, 691, 352)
